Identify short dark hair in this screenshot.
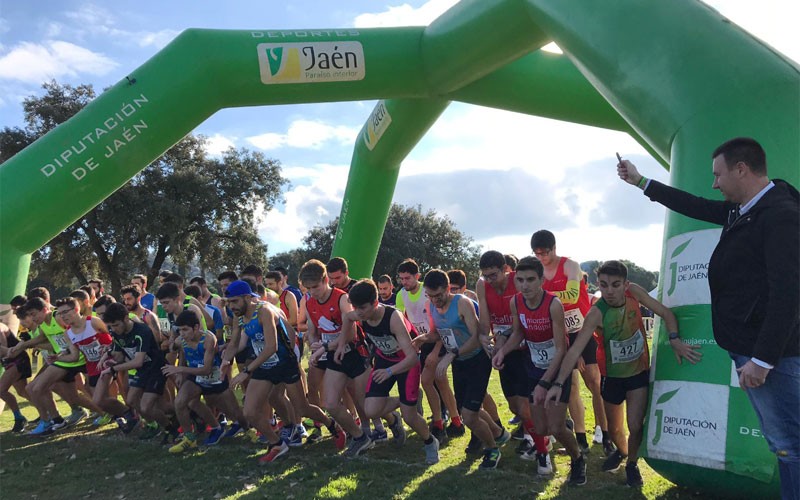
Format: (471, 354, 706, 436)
(10, 295, 27, 308)
(712, 137, 767, 175)
(447, 269, 467, 288)
(175, 310, 200, 328)
(163, 273, 184, 286)
(349, 279, 377, 307)
(377, 274, 393, 285)
(102, 302, 129, 323)
(94, 294, 117, 309)
(504, 254, 518, 270)
(87, 278, 104, 289)
(79, 285, 95, 299)
(397, 258, 419, 275)
(27, 287, 50, 303)
(131, 274, 148, 286)
(423, 269, 449, 290)
(24, 297, 48, 312)
(158, 270, 172, 279)
(69, 289, 90, 302)
(531, 230, 556, 250)
(327, 257, 348, 274)
(516, 256, 543, 277)
(217, 271, 238, 282)
(184, 284, 202, 299)
(241, 265, 263, 278)
(479, 250, 505, 270)
(54, 297, 79, 310)
(273, 266, 289, 278)
(597, 260, 628, 280)
(189, 276, 206, 286)
(120, 284, 141, 299)
(264, 271, 282, 282)
(156, 282, 181, 300)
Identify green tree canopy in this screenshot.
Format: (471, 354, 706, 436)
(1, 81, 287, 295)
(271, 204, 482, 286)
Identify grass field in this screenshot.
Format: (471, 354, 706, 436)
(0, 361, 720, 500)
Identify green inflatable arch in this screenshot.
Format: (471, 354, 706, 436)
(1, 1, 797, 496)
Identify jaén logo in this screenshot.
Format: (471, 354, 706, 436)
(257, 42, 365, 85)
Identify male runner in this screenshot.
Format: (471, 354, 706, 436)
(301, 260, 373, 458)
(448, 269, 478, 301)
(546, 260, 700, 486)
(131, 274, 156, 312)
(377, 275, 397, 306)
(477, 251, 545, 457)
(120, 285, 162, 342)
(344, 279, 440, 464)
(327, 257, 357, 292)
(397, 259, 462, 442)
(417, 269, 510, 469)
(531, 229, 610, 454)
(492, 256, 586, 483)
(56, 297, 113, 397)
(0, 320, 33, 432)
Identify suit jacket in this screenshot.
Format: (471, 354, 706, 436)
(644, 179, 799, 365)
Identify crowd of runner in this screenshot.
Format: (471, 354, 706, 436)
(0, 229, 701, 487)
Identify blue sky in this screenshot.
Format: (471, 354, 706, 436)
(1, 1, 796, 272)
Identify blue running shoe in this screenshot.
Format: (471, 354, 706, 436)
(203, 424, 226, 446)
(370, 428, 388, 443)
(222, 423, 243, 439)
(29, 420, 54, 436)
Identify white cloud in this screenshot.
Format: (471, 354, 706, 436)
(136, 29, 181, 49)
(204, 133, 237, 156)
(247, 119, 360, 151)
(0, 40, 117, 83)
(353, 0, 457, 27)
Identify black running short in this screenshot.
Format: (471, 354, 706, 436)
(451, 351, 492, 413)
(601, 370, 649, 405)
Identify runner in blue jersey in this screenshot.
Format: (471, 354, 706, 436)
(414, 269, 510, 470)
(162, 310, 247, 453)
(222, 280, 342, 463)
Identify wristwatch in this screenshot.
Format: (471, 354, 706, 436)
(668, 332, 681, 341)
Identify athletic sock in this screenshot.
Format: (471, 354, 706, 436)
(424, 436, 434, 445)
(523, 419, 549, 454)
(602, 430, 610, 442)
(432, 419, 444, 430)
(451, 415, 463, 427)
(12, 409, 24, 420)
(374, 420, 386, 432)
(576, 432, 589, 448)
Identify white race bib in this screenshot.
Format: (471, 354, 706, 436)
(438, 328, 458, 352)
(367, 334, 399, 355)
(54, 334, 69, 352)
(322, 332, 351, 354)
(159, 318, 171, 333)
(80, 340, 103, 362)
(413, 321, 429, 335)
(492, 324, 511, 337)
(251, 340, 280, 368)
(610, 330, 645, 364)
(196, 363, 222, 385)
(563, 308, 585, 333)
(527, 339, 555, 369)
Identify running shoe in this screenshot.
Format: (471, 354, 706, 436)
(370, 428, 388, 443)
(297, 423, 308, 439)
(93, 413, 113, 427)
(121, 415, 140, 435)
(515, 438, 533, 455)
(259, 439, 289, 464)
(204, 424, 226, 446)
(51, 418, 69, 431)
(11, 418, 28, 433)
(306, 425, 323, 444)
(479, 447, 501, 469)
(430, 425, 447, 444)
(603, 439, 617, 457)
(465, 433, 483, 455)
(222, 423, 243, 439)
(424, 436, 440, 465)
(247, 428, 268, 444)
(140, 422, 163, 440)
(495, 428, 511, 446)
(169, 436, 198, 454)
(508, 414, 521, 425)
(161, 425, 181, 445)
(328, 422, 346, 450)
(25, 417, 41, 430)
(28, 419, 54, 436)
(602, 449, 626, 472)
(279, 424, 295, 442)
(446, 421, 465, 438)
(593, 425, 603, 444)
(217, 413, 228, 427)
(344, 433, 373, 458)
(65, 408, 89, 427)
(511, 424, 525, 441)
(288, 426, 304, 448)
(536, 452, 553, 476)
(625, 462, 643, 487)
(389, 411, 406, 446)
(569, 455, 588, 485)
